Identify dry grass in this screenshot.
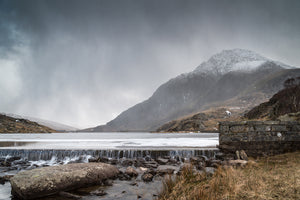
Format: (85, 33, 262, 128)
(158, 152, 300, 200)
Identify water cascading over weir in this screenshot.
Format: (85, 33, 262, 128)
(0, 148, 218, 162)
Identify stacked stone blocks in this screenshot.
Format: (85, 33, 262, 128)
(219, 121, 300, 157)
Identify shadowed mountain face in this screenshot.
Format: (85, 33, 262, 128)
(86, 49, 300, 132)
(245, 77, 300, 120)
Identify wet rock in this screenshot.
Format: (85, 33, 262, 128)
(88, 157, 98, 163)
(194, 162, 205, 171)
(198, 155, 208, 162)
(235, 150, 241, 160)
(125, 167, 138, 177)
(90, 189, 107, 196)
(157, 165, 178, 176)
(129, 181, 138, 186)
(109, 159, 118, 165)
(6, 156, 21, 163)
(144, 156, 152, 162)
(142, 173, 153, 182)
(12, 160, 29, 166)
(205, 167, 215, 176)
(99, 157, 109, 163)
(1, 161, 11, 167)
(117, 171, 131, 181)
(121, 159, 134, 167)
(146, 168, 157, 176)
(240, 150, 248, 161)
(103, 179, 113, 186)
(59, 191, 82, 199)
(215, 152, 225, 160)
(226, 160, 248, 168)
(138, 167, 148, 173)
(168, 158, 178, 165)
(156, 158, 168, 165)
(134, 158, 146, 168)
(0, 174, 14, 184)
(0, 177, 5, 185)
(209, 160, 222, 168)
(10, 163, 119, 200)
(144, 161, 158, 169)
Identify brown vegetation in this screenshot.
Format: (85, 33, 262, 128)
(157, 107, 243, 132)
(158, 152, 300, 200)
(0, 114, 56, 133)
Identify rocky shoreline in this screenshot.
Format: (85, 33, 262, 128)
(0, 151, 249, 200)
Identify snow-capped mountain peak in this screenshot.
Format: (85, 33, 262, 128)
(194, 49, 270, 75)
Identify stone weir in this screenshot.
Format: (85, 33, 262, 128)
(219, 121, 300, 157)
(0, 148, 219, 162)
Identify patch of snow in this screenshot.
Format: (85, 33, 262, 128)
(192, 49, 293, 76)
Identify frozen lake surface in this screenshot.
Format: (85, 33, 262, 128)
(0, 132, 219, 150)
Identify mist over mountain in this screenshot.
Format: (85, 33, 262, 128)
(85, 49, 300, 132)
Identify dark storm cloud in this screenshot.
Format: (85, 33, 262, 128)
(0, 0, 300, 128)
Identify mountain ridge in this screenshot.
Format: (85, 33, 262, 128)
(85, 49, 300, 132)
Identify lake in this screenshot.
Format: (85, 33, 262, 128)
(0, 132, 219, 200)
(0, 132, 219, 149)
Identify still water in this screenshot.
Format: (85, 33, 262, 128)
(0, 132, 218, 149)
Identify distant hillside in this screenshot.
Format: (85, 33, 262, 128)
(87, 49, 300, 132)
(245, 77, 300, 121)
(2, 113, 78, 132)
(156, 108, 243, 132)
(0, 114, 57, 133)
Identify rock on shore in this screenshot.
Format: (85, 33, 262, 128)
(10, 163, 119, 199)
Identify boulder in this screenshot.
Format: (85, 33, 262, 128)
(240, 150, 248, 161)
(141, 173, 153, 182)
(10, 163, 119, 200)
(157, 165, 178, 176)
(144, 160, 159, 169)
(156, 158, 168, 165)
(205, 167, 216, 176)
(0, 175, 14, 184)
(235, 151, 240, 160)
(227, 160, 248, 168)
(125, 166, 138, 177)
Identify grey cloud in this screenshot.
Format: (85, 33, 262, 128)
(0, 0, 300, 128)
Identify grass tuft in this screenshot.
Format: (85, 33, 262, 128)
(158, 152, 300, 200)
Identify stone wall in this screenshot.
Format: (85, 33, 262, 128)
(219, 121, 300, 157)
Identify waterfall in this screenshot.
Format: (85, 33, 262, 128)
(0, 148, 219, 161)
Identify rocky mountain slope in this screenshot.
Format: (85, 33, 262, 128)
(156, 108, 242, 132)
(87, 49, 300, 132)
(0, 114, 57, 133)
(244, 77, 300, 121)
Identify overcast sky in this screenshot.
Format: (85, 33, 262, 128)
(0, 0, 300, 128)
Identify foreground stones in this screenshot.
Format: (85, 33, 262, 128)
(3, 151, 255, 200)
(10, 163, 119, 200)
